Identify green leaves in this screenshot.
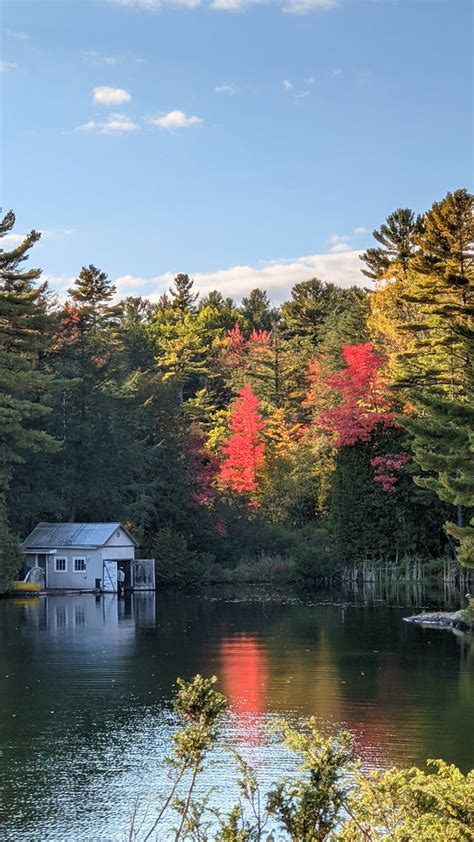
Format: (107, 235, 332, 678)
(132, 675, 474, 841)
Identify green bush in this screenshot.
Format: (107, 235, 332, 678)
(151, 527, 203, 586)
(0, 507, 22, 592)
(292, 526, 337, 586)
(129, 674, 474, 841)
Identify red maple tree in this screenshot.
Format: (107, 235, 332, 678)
(219, 384, 266, 494)
(371, 452, 410, 493)
(227, 322, 246, 355)
(248, 328, 272, 346)
(314, 343, 396, 447)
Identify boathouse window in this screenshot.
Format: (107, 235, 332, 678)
(55, 557, 67, 573)
(73, 557, 86, 572)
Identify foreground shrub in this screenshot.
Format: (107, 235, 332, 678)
(129, 674, 474, 841)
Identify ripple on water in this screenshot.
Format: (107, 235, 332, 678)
(0, 589, 472, 840)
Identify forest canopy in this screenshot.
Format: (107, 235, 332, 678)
(0, 188, 472, 588)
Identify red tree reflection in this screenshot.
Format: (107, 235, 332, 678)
(220, 635, 269, 718)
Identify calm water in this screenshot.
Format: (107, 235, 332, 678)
(0, 585, 473, 841)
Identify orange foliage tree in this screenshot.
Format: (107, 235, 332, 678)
(219, 384, 266, 495)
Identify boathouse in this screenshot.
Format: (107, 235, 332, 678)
(21, 522, 155, 592)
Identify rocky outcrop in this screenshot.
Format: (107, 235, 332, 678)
(403, 610, 474, 632)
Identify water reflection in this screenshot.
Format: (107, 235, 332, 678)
(220, 635, 269, 716)
(0, 588, 472, 842)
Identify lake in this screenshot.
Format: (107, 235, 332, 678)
(0, 585, 473, 840)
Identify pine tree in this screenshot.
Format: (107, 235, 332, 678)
(394, 189, 473, 397)
(240, 288, 274, 332)
(360, 208, 423, 281)
(23, 264, 138, 524)
(0, 210, 42, 293)
(280, 279, 342, 345)
(170, 273, 198, 312)
(149, 309, 210, 402)
(117, 296, 155, 372)
(394, 189, 474, 564)
(0, 211, 58, 585)
(405, 393, 474, 566)
(317, 287, 370, 366)
(68, 264, 121, 333)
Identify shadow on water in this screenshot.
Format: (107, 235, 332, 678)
(0, 584, 472, 840)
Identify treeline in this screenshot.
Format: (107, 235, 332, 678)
(0, 189, 472, 587)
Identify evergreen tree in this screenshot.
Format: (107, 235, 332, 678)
(196, 293, 241, 334)
(0, 210, 42, 293)
(360, 208, 423, 281)
(406, 393, 474, 566)
(23, 265, 138, 524)
(330, 434, 448, 565)
(394, 189, 474, 564)
(240, 288, 275, 332)
(281, 279, 342, 345)
(0, 211, 58, 585)
(411, 188, 473, 287)
(148, 309, 210, 402)
(117, 296, 155, 372)
(318, 287, 370, 366)
(394, 189, 473, 396)
(170, 273, 198, 312)
(68, 264, 121, 333)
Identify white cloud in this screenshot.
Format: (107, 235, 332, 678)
(0, 61, 16, 72)
(1, 232, 25, 245)
(147, 110, 202, 129)
(110, 0, 162, 7)
(108, 249, 365, 305)
(101, 114, 138, 133)
(43, 275, 75, 299)
(294, 90, 310, 99)
(329, 242, 350, 254)
(41, 228, 74, 240)
(353, 226, 371, 234)
(77, 113, 139, 134)
(283, 0, 337, 12)
(330, 67, 343, 77)
(329, 234, 353, 254)
(82, 50, 144, 65)
(114, 274, 149, 291)
(77, 120, 98, 132)
(110, 0, 337, 11)
(215, 83, 237, 95)
(281, 79, 294, 91)
(1, 229, 73, 246)
(5, 28, 28, 40)
(210, 0, 254, 8)
(83, 51, 120, 65)
(92, 86, 132, 106)
(110, 0, 202, 6)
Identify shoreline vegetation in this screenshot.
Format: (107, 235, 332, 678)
(1, 188, 473, 592)
(198, 554, 472, 587)
(127, 674, 474, 841)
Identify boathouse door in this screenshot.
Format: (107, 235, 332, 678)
(103, 560, 118, 593)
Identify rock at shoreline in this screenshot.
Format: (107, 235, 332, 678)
(403, 610, 474, 632)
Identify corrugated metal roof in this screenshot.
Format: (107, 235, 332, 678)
(22, 522, 138, 549)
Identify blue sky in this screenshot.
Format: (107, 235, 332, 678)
(2, 0, 472, 302)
